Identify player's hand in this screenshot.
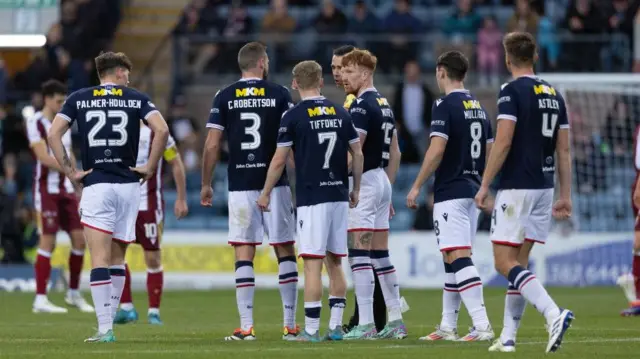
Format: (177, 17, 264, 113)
(68, 169, 92, 191)
(129, 165, 155, 181)
(552, 198, 572, 220)
(406, 187, 420, 209)
(257, 192, 270, 212)
(349, 190, 359, 208)
(475, 185, 490, 210)
(389, 203, 395, 219)
(633, 188, 640, 210)
(174, 199, 189, 219)
(200, 186, 213, 207)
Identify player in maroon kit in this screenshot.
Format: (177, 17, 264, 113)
(619, 124, 640, 316)
(113, 124, 188, 324)
(27, 80, 93, 313)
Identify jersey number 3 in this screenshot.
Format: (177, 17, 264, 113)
(86, 110, 129, 147)
(241, 112, 261, 150)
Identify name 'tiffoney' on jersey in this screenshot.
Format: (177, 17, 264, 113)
(207, 78, 294, 191)
(430, 90, 493, 203)
(496, 76, 569, 190)
(349, 89, 396, 172)
(277, 97, 359, 207)
(58, 83, 159, 187)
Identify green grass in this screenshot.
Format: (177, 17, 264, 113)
(1, 288, 639, 358)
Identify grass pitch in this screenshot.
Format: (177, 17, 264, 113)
(1, 288, 639, 358)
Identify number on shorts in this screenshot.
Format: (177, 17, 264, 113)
(318, 132, 337, 169)
(240, 112, 261, 150)
(541, 113, 558, 138)
(434, 219, 440, 236)
(86, 110, 129, 147)
(492, 209, 497, 226)
(144, 223, 158, 239)
(470, 121, 482, 159)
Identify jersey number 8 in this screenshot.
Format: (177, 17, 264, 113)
(470, 122, 482, 159)
(86, 110, 129, 147)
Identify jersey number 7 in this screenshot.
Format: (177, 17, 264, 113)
(318, 132, 337, 169)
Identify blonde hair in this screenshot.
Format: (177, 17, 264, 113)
(341, 49, 377, 72)
(292, 60, 322, 90)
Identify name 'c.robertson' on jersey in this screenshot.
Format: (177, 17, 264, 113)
(496, 76, 569, 190)
(207, 78, 294, 192)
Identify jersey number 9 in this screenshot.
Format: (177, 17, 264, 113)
(86, 110, 129, 147)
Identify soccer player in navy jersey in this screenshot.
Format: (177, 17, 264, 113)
(201, 42, 299, 341)
(48, 52, 170, 343)
(339, 49, 406, 340)
(331, 44, 388, 334)
(258, 60, 363, 342)
(474, 32, 574, 353)
(406, 51, 494, 342)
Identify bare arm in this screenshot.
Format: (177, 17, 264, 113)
(555, 128, 571, 199)
(347, 132, 366, 170)
(145, 113, 170, 172)
(31, 142, 65, 173)
(349, 141, 364, 192)
(485, 142, 493, 165)
(409, 137, 446, 191)
(168, 151, 187, 201)
(480, 119, 516, 188)
(201, 129, 223, 187)
(47, 116, 75, 178)
(262, 147, 290, 196)
(385, 130, 401, 184)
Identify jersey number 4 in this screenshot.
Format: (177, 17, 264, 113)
(86, 110, 128, 147)
(542, 113, 558, 138)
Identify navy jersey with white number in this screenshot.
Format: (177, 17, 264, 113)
(207, 78, 293, 192)
(430, 90, 494, 203)
(349, 89, 396, 172)
(277, 96, 359, 207)
(58, 83, 159, 187)
(496, 76, 569, 190)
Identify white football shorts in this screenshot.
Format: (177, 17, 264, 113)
(490, 188, 554, 246)
(227, 186, 295, 246)
(348, 168, 391, 232)
(432, 198, 479, 252)
(297, 201, 348, 258)
(79, 182, 141, 243)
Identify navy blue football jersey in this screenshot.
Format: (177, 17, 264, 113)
(348, 89, 396, 172)
(277, 96, 359, 207)
(58, 83, 159, 187)
(496, 76, 569, 190)
(430, 90, 493, 203)
(207, 78, 294, 192)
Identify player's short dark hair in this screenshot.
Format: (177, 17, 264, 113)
(95, 51, 133, 78)
(238, 42, 267, 72)
(41, 79, 66, 98)
(503, 32, 537, 67)
(436, 51, 469, 82)
(333, 45, 355, 57)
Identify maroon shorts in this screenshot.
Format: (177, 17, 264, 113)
(634, 202, 640, 231)
(135, 209, 163, 251)
(36, 192, 82, 235)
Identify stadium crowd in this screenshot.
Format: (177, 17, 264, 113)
(2, 0, 639, 262)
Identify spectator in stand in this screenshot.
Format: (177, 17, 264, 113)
(604, 0, 636, 72)
(537, 12, 560, 71)
(506, 0, 539, 35)
(261, 0, 297, 72)
(563, 0, 605, 72)
(392, 60, 433, 163)
(167, 96, 201, 174)
(603, 97, 636, 158)
(439, 0, 481, 68)
(380, 0, 422, 73)
(219, 1, 254, 72)
(175, 0, 222, 76)
(477, 15, 503, 87)
(313, 0, 347, 68)
(348, 0, 380, 50)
